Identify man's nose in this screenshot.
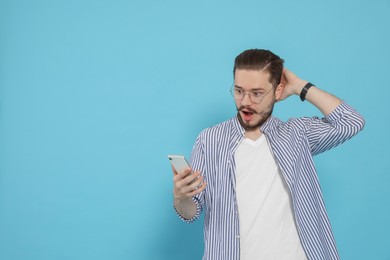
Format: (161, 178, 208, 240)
(241, 92, 252, 105)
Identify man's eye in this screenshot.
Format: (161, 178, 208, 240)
(252, 92, 263, 97)
(235, 89, 243, 94)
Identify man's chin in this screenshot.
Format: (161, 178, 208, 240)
(238, 114, 265, 131)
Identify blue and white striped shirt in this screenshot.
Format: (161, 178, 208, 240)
(176, 102, 365, 260)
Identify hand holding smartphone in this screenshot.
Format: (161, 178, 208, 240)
(169, 154, 206, 202)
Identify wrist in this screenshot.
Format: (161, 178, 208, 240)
(292, 80, 308, 95)
(174, 195, 192, 204)
(174, 196, 197, 220)
(299, 82, 315, 101)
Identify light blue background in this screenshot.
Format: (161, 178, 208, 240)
(1, 0, 389, 259)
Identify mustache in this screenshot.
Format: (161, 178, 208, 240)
(237, 106, 260, 114)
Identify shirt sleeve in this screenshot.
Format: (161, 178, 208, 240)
(304, 101, 365, 156)
(173, 133, 206, 223)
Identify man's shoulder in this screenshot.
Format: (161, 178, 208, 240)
(264, 116, 316, 134)
(201, 117, 235, 133)
(197, 117, 237, 140)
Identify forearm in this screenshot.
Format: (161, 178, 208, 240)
(290, 81, 342, 116)
(303, 86, 342, 116)
(174, 197, 197, 220)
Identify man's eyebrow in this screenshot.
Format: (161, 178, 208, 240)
(234, 85, 266, 91)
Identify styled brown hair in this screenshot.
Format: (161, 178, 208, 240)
(233, 49, 284, 87)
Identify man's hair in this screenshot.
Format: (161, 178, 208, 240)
(233, 49, 284, 87)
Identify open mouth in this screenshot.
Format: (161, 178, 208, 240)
(242, 111, 253, 116)
(241, 110, 254, 121)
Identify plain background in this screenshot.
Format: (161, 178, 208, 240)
(1, 0, 389, 259)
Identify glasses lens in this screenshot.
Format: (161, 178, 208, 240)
(230, 86, 273, 104)
(233, 88, 242, 99)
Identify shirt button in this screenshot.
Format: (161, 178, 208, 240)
(236, 235, 240, 239)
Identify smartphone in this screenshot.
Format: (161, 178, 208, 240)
(168, 155, 190, 173)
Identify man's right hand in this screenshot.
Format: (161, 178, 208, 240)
(173, 166, 206, 199)
(172, 166, 206, 220)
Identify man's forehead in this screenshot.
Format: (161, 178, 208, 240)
(234, 69, 273, 88)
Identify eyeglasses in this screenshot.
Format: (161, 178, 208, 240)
(230, 86, 274, 104)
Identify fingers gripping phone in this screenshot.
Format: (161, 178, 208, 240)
(168, 155, 190, 173)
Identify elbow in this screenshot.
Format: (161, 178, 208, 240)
(340, 111, 366, 138)
(345, 113, 365, 138)
(355, 113, 366, 133)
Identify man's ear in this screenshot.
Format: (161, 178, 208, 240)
(275, 83, 284, 101)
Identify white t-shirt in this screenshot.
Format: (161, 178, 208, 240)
(235, 135, 307, 260)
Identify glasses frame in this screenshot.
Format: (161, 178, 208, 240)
(230, 85, 274, 104)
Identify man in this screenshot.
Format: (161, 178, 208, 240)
(172, 49, 365, 260)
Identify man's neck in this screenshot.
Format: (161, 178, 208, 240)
(245, 129, 262, 141)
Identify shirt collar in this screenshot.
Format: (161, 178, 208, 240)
(232, 115, 245, 137)
(260, 116, 279, 134)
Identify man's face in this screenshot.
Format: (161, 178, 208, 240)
(234, 69, 281, 131)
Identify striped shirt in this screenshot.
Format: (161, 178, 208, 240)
(175, 102, 365, 260)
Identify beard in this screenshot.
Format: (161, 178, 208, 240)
(236, 102, 275, 131)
